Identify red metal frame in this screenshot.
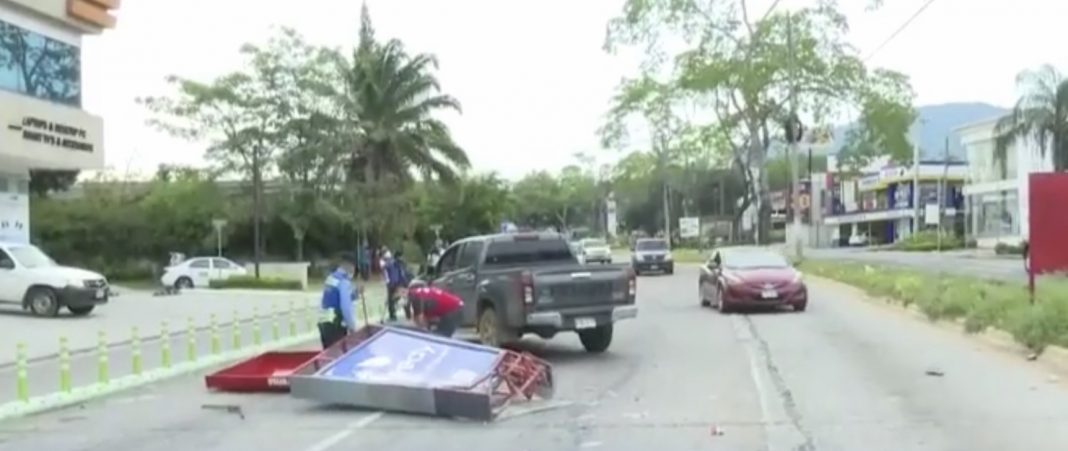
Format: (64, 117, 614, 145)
(205, 351, 320, 392)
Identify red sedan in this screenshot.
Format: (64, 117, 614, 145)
(698, 247, 807, 313)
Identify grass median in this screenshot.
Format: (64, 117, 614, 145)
(799, 260, 1068, 353)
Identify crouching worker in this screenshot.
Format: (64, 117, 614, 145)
(319, 252, 361, 349)
(406, 280, 463, 338)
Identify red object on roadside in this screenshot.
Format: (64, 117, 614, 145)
(205, 351, 320, 392)
(1028, 173, 1068, 277)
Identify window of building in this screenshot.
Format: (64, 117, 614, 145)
(0, 19, 81, 106)
(974, 190, 1019, 238)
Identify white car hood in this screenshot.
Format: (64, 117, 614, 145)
(24, 265, 105, 282)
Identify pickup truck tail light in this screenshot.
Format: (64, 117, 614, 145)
(626, 267, 637, 297)
(520, 270, 534, 305)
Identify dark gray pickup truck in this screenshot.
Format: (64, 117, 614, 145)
(426, 232, 637, 353)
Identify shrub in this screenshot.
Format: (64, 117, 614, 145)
(894, 231, 964, 251)
(209, 275, 302, 290)
(994, 242, 1026, 255)
(806, 260, 1068, 353)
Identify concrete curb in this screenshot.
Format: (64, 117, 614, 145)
(0, 332, 317, 422)
(809, 275, 1068, 371)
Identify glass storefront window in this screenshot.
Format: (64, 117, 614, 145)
(974, 190, 1019, 237)
(0, 20, 81, 106)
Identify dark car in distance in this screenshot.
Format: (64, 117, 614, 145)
(631, 238, 674, 275)
(698, 247, 807, 313)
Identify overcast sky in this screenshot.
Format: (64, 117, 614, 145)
(80, 0, 1068, 180)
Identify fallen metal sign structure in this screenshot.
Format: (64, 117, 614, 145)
(289, 325, 553, 421)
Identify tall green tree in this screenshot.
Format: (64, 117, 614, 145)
(339, 5, 470, 185)
(605, 0, 915, 242)
(994, 64, 1068, 172)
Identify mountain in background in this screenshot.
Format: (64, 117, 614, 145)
(802, 102, 1010, 163)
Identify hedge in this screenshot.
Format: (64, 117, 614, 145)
(892, 231, 964, 252)
(799, 260, 1068, 353)
(208, 276, 303, 291)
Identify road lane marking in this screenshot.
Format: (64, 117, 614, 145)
(302, 411, 384, 451)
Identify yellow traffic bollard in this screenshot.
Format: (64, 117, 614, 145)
(231, 310, 241, 349)
(15, 342, 28, 402)
(271, 303, 280, 341)
(288, 300, 297, 337)
(186, 316, 197, 362)
(252, 306, 262, 345)
(160, 320, 172, 369)
(97, 330, 109, 385)
(131, 326, 142, 376)
(210, 313, 221, 355)
(58, 336, 71, 393)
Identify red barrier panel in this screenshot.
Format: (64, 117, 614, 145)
(1028, 173, 1068, 276)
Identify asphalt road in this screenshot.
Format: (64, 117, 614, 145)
(805, 247, 1028, 282)
(4, 266, 1068, 450)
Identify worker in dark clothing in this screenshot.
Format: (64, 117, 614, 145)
(407, 280, 464, 338)
(385, 250, 412, 321)
(318, 252, 361, 349)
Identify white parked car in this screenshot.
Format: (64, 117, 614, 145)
(579, 238, 613, 264)
(0, 241, 109, 317)
(161, 257, 246, 289)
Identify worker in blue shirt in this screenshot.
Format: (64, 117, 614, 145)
(318, 252, 361, 348)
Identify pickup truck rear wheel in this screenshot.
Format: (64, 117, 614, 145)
(26, 287, 60, 317)
(477, 306, 506, 347)
(578, 325, 613, 353)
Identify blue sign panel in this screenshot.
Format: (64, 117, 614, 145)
(316, 329, 500, 388)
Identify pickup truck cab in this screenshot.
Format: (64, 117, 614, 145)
(0, 242, 109, 317)
(426, 232, 637, 353)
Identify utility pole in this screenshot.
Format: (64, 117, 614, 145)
(912, 120, 923, 236)
(786, 11, 804, 259)
(251, 146, 263, 279)
(937, 136, 949, 251)
(658, 134, 672, 243)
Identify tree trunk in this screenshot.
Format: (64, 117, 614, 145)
(252, 147, 263, 279)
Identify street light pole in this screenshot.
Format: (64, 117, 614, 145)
(786, 11, 804, 259)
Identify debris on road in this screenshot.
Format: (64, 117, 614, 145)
(201, 404, 245, 420)
(925, 369, 945, 377)
(288, 325, 554, 421)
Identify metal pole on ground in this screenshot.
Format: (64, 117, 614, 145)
(288, 300, 297, 337)
(253, 306, 262, 345)
(231, 310, 241, 349)
(272, 303, 280, 341)
(160, 320, 172, 369)
(210, 314, 221, 355)
(186, 317, 197, 362)
(59, 336, 71, 393)
(96, 331, 108, 385)
(131, 326, 142, 376)
(15, 342, 28, 402)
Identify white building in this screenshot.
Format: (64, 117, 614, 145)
(0, 0, 117, 243)
(957, 117, 1054, 248)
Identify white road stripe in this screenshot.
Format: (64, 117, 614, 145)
(302, 411, 384, 451)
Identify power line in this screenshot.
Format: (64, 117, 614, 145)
(864, 0, 938, 62)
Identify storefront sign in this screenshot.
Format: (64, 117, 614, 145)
(9, 117, 95, 152)
(0, 90, 104, 170)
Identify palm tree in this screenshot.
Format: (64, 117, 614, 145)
(994, 65, 1068, 173)
(338, 4, 471, 185)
